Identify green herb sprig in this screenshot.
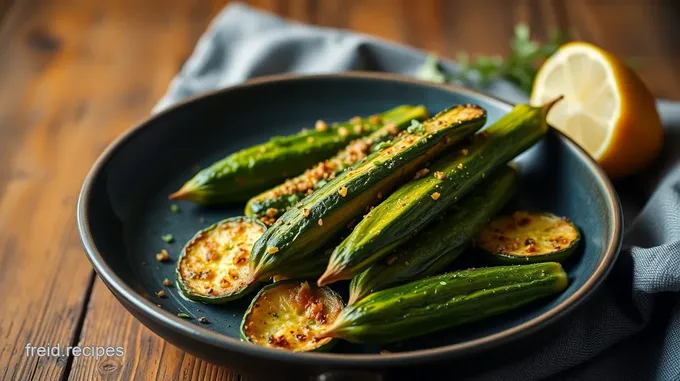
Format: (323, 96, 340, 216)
(416, 23, 642, 95)
(416, 23, 569, 94)
(406, 119, 425, 134)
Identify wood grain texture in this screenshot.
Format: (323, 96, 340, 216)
(68, 278, 255, 381)
(0, 0, 678, 380)
(0, 1, 98, 380)
(561, 0, 680, 100)
(0, 0, 226, 379)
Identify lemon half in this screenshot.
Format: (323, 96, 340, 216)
(530, 41, 663, 178)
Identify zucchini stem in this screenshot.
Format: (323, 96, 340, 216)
(542, 95, 564, 115)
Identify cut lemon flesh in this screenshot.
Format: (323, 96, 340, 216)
(531, 41, 663, 178)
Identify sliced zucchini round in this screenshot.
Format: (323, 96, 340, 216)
(477, 211, 580, 264)
(175, 216, 266, 303)
(240, 280, 344, 352)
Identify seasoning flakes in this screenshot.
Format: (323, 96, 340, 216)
(413, 168, 430, 180)
(315, 120, 328, 132)
(156, 249, 170, 262)
(385, 123, 398, 135)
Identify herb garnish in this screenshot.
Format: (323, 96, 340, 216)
(373, 141, 393, 151)
(416, 23, 641, 95)
(406, 120, 425, 134)
(416, 24, 569, 93)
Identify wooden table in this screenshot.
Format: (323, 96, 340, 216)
(1, 0, 678, 379)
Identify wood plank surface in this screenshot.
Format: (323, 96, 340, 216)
(0, 0, 221, 380)
(0, 0, 678, 380)
(562, 0, 680, 100)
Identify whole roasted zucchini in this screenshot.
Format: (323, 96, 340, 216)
(320, 262, 568, 344)
(319, 97, 563, 286)
(169, 105, 422, 204)
(477, 211, 580, 264)
(245, 105, 429, 225)
(348, 164, 519, 304)
(240, 281, 344, 352)
(248, 104, 487, 282)
(175, 216, 266, 303)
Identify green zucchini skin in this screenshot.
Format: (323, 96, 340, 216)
(248, 104, 487, 282)
(240, 280, 344, 352)
(271, 248, 332, 282)
(175, 216, 266, 304)
(478, 212, 581, 265)
(244, 105, 429, 225)
(322, 262, 568, 344)
(320, 98, 563, 286)
(348, 165, 519, 304)
(170, 105, 420, 204)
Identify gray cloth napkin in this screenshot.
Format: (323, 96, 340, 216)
(155, 3, 680, 381)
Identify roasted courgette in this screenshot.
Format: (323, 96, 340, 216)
(477, 211, 580, 264)
(320, 262, 568, 344)
(245, 105, 429, 225)
(240, 281, 344, 352)
(319, 97, 563, 286)
(170, 105, 422, 204)
(175, 217, 266, 303)
(348, 165, 519, 304)
(248, 104, 487, 282)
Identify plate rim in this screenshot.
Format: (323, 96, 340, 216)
(77, 71, 623, 366)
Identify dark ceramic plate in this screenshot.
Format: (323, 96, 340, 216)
(77, 72, 622, 380)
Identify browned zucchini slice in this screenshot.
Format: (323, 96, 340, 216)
(176, 217, 266, 303)
(240, 281, 344, 352)
(477, 211, 580, 264)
